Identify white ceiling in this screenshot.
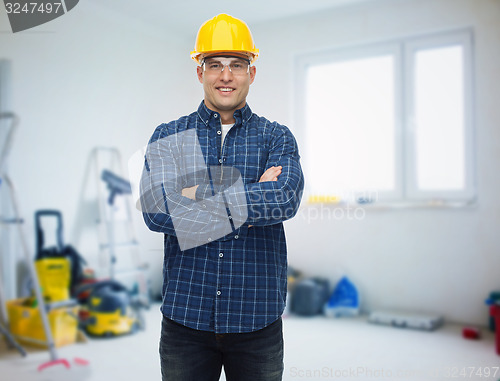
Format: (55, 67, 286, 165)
(86, 0, 379, 37)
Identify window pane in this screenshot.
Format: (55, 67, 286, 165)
(305, 55, 395, 197)
(414, 46, 465, 190)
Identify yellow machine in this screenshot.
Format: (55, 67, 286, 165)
(79, 280, 144, 337)
(85, 308, 136, 337)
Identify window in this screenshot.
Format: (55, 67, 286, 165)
(295, 30, 474, 204)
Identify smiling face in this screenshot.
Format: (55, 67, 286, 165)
(197, 54, 256, 123)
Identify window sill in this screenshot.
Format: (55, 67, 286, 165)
(304, 199, 478, 210)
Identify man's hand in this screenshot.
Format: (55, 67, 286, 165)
(247, 166, 283, 229)
(259, 166, 282, 182)
(182, 168, 281, 226)
(182, 185, 199, 200)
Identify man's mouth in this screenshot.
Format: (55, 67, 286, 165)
(217, 87, 235, 93)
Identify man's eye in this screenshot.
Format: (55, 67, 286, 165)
(231, 63, 243, 69)
(209, 63, 222, 70)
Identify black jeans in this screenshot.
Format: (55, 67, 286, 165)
(159, 316, 284, 381)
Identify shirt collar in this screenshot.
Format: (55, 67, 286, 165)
(197, 101, 253, 127)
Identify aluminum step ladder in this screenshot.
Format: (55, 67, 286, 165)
(0, 112, 84, 369)
(0, 112, 28, 358)
(89, 147, 149, 305)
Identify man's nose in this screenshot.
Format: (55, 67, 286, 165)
(220, 65, 233, 80)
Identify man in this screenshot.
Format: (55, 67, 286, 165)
(140, 13, 304, 381)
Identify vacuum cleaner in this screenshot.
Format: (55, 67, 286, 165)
(76, 280, 146, 337)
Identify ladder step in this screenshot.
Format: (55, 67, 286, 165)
(99, 241, 139, 250)
(0, 217, 24, 224)
(113, 266, 149, 277)
(46, 299, 79, 312)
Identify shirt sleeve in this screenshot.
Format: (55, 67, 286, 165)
(140, 126, 244, 250)
(240, 124, 304, 226)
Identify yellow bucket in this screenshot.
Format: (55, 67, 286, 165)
(7, 298, 79, 348)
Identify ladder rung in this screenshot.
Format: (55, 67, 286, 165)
(0, 218, 24, 224)
(113, 267, 149, 277)
(99, 241, 139, 249)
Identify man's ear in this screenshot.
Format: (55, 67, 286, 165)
(249, 66, 256, 85)
(197, 66, 204, 83)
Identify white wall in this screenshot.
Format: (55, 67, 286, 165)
(0, 2, 201, 297)
(250, 0, 500, 325)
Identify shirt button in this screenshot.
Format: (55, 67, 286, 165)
(217, 130, 222, 135)
(234, 235, 239, 240)
(217, 291, 221, 296)
(219, 159, 223, 164)
(214, 114, 218, 118)
(207, 237, 212, 242)
(219, 253, 223, 258)
(228, 216, 232, 220)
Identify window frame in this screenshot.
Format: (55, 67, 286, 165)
(294, 29, 475, 205)
(404, 30, 475, 201)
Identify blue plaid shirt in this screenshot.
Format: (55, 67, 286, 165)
(142, 101, 304, 333)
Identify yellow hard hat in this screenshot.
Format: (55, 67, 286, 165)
(191, 14, 259, 65)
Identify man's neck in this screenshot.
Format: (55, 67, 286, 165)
(204, 101, 247, 124)
(219, 111, 235, 124)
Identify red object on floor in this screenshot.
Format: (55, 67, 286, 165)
(74, 357, 90, 366)
(37, 357, 89, 372)
(490, 305, 500, 355)
(462, 326, 481, 339)
(38, 358, 71, 372)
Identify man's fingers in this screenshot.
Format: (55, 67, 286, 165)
(259, 166, 282, 182)
(267, 166, 282, 173)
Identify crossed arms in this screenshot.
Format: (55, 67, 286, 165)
(140, 125, 304, 248)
